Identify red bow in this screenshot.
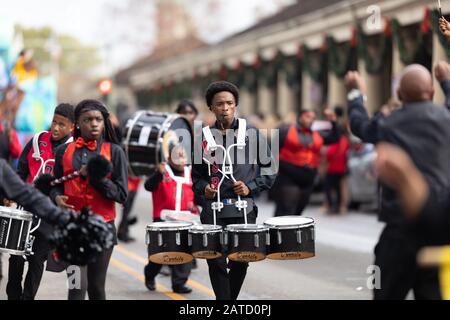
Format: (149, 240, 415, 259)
(75, 137, 97, 151)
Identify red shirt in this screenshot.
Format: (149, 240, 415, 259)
(326, 136, 349, 174)
(279, 126, 324, 169)
(0, 122, 22, 159)
(151, 168, 198, 219)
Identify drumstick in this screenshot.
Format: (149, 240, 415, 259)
(439, 0, 443, 16)
(203, 158, 231, 180)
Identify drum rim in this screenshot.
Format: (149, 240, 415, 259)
(0, 206, 33, 221)
(146, 221, 193, 232)
(264, 216, 315, 229)
(0, 247, 27, 256)
(189, 224, 223, 234)
(225, 224, 269, 233)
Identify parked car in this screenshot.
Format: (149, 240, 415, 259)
(347, 137, 379, 210)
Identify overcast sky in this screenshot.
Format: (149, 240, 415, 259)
(2, 0, 295, 73)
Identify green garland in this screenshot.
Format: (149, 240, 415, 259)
(273, 52, 301, 88)
(431, 9, 450, 59)
(302, 44, 326, 82)
(326, 36, 356, 78)
(357, 24, 392, 74)
(391, 18, 429, 65)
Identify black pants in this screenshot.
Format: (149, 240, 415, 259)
(67, 247, 114, 300)
(373, 225, 442, 300)
(201, 209, 257, 300)
(144, 217, 191, 289)
(144, 261, 191, 289)
(324, 173, 344, 213)
(274, 167, 317, 216)
(6, 232, 50, 300)
(118, 190, 137, 239)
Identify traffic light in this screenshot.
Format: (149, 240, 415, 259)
(98, 79, 113, 95)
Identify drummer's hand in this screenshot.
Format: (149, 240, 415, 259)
(3, 199, 16, 208)
(234, 181, 250, 197)
(158, 163, 167, 174)
(55, 195, 75, 210)
(440, 17, 450, 42)
(205, 184, 218, 199)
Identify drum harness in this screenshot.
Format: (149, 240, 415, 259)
(202, 119, 249, 226)
(17, 132, 74, 257)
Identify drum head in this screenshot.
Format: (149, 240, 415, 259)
(226, 224, 268, 233)
(189, 225, 222, 233)
(0, 206, 33, 221)
(146, 221, 193, 232)
(264, 216, 314, 229)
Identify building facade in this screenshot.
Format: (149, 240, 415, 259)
(116, 0, 450, 127)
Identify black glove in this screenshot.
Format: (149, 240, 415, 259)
(87, 155, 112, 181)
(33, 174, 55, 196)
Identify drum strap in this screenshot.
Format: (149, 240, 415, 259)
(165, 164, 191, 212)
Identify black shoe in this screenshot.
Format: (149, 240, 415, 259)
(145, 279, 156, 291)
(128, 217, 138, 226)
(118, 234, 136, 243)
(173, 285, 192, 294)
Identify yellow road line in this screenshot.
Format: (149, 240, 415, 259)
(115, 245, 215, 298)
(110, 258, 186, 301)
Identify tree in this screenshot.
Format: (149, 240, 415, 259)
(15, 25, 101, 76)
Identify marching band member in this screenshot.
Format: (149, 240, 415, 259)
(50, 99, 128, 300)
(144, 145, 198, 294)
(192, 81, 276, 300)
(6, 103, 74, 300)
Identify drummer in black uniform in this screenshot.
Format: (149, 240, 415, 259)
(192, 81, 277, 300)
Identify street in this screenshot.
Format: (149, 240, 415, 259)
(0, 187, 385, 300)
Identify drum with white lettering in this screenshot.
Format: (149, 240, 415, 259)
(0, 206, 35, 256)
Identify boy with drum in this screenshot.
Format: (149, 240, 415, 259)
(6, 103, 75, 300)
(192, 81, 277, 300)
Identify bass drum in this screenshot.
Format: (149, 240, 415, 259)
(123, 111, 193, 177)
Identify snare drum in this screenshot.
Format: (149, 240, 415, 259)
(264, 216, 315, 260)
(225, 224, 269, 263)
(123, 111, 192, 177)
(189, 225, 223, 260)
(146, 222, 193, 265)
(0, 206, 35, 256)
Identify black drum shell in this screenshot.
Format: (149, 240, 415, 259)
(124, 112, 193, 177)
(0, 216, 31, 255)
(146, 228, 193, 265)
(267, 225, 315, 260)
(189, 230, 223, 259)
(226, 230, 268, 262)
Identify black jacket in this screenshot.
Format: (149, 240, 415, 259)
(0, 159, 71, 228)
(192, 118, 277, 208)
(348, 81, 450, 226)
